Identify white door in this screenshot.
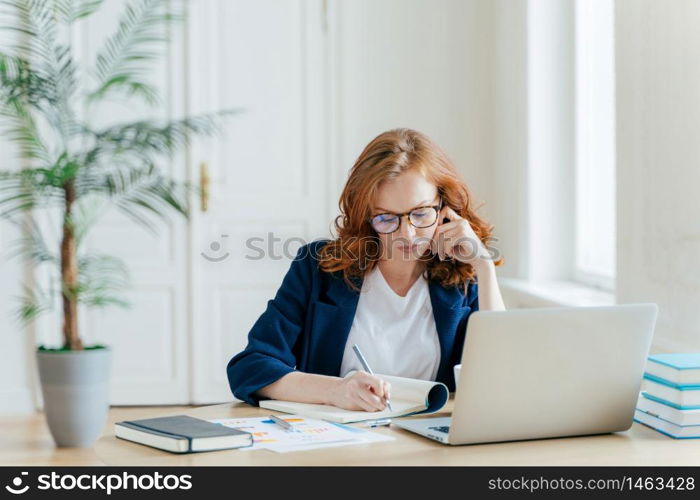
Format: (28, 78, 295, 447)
(187, 0, 332, 403)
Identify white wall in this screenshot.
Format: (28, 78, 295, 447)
(479, 0, 576, 283)
(484, 0, 528, 279)
(0, 155, 36, 414)
(615, 0, 700, 351)
(0, 15, 38, 415)
(487, 0, 700, 350)
(330, 0, 492, 217)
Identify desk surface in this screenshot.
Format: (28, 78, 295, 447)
(95, 399, 700, 466)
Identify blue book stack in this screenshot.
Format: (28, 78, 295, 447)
(634, 353, 700, 439)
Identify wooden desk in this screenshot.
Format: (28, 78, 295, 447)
(95, 399, 700, 466)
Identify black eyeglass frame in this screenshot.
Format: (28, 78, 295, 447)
(368, 198, 444, 234)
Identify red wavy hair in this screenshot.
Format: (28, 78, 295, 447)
(318, 128, 503, 291)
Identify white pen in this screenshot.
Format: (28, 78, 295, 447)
(352, 344, 393, 411)
(363, 418, 392, 428)
(268, 414, 298, 432)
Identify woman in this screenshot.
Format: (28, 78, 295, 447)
(227, 128, 505, 412)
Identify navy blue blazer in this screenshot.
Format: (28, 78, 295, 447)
(226, 239, 479, 405)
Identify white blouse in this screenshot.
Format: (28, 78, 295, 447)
(339, 265, 441, 381)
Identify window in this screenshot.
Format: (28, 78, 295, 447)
(573, 0, 616, 290)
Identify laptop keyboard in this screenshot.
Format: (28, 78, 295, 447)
(428, 426, 450, 434)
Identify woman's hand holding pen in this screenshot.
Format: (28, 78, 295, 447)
(328, 371, 391, 412)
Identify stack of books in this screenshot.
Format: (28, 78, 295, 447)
(634, 353, 700, 439)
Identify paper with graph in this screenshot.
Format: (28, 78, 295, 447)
(209, 415, 392, 452)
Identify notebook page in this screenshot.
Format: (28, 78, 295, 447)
(259, 375, 448, 423)
(259, 398, 426, 423)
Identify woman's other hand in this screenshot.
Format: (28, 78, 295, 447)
(430, 205, 488, 265)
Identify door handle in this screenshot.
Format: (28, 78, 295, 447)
(199, 161, 210, 212)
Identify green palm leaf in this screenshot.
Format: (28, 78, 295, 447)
(0, 1, 79, 143)
(5, 215, 57, 263)
(0, 53, 53, 162)
(15, 283, 54, 325)
(78, 162, 190, 232)
(86, 110, 237, 163)
(89, 0, 183, 105)
(0, 169, 65, 217)
(75, 253, 130, 308)
(54, 0, 105, 23)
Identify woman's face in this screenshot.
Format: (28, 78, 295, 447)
(371, 170, 440, 262)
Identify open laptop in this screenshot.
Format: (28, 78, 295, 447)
(393, 303, 658, 445)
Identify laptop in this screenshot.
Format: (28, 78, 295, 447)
(393, 303, 658, 445)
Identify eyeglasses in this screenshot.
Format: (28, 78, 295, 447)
(368, 199, 442, 234)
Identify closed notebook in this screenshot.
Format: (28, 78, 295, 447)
(642, 374, 700, 408)
(259, 374, 449, 424)
(634, 409, 700, 439)
(115, 415, 253, 453)
(645, 353, 700, 385)
(637, 392, 700, 426)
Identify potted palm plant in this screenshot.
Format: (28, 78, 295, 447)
(0, 0, 229, 447)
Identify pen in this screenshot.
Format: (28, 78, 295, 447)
(268, 414, 298, 432)
(352, 344, 393, 411)
(363, 418, 392, 428)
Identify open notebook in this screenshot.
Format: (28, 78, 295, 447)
(259, 374, 449, 423)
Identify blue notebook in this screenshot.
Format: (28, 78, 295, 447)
(644, 373, 700, 390)
(642, 375, 700, 409)
(649, 353, 700, 369)
(646, 353, 700, 386)
(638, 392, 700, 425)
(641, 392, 700, 410)
(634, 409, 700, 439)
